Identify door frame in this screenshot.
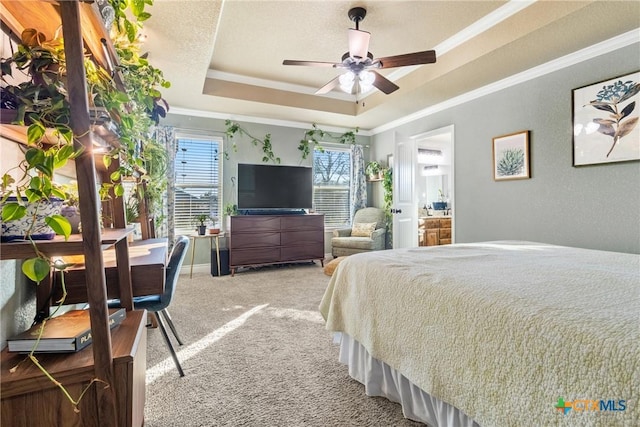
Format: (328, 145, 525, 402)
(411, 125, 455, 244)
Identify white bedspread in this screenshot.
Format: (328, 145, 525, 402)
(319, 241, 640, 426)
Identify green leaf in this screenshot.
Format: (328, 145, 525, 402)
(25, 148, 45, 168)
(45, 214, 72, 239)
(114, 183, 125, 197)
(29, 176, 42, 191)
(35, 155, 55, 178)
(51, 187, 66, 199)
(124, 20, 136, 42)
(110, 170, 121, 181)
(114, 91, 129, 103)
(1, 203, 26, 221)
(22, 257, 51, 283)
(103, 154, 112, 169)
(131, 0, 145, 15)
(27, 123, 45, 144)
(137, 11, 151, 21)
(57, 144, 77, 162)
(58, 127, 73, 144)
(2, 173, 15, 189)
(25, 188, 43, 203)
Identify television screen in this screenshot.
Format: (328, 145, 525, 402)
(237, 164, 313, 210)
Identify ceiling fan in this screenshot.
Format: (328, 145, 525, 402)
(283, 7, 436, 96)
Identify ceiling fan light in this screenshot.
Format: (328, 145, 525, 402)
(339, 71, 356, 93)
(348, 29, 370, 60)
(359, 71, 375, 93)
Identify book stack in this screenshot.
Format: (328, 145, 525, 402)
(7, 308, 126, 353)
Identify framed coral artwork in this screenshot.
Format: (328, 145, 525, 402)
(572, 71, 640, 166)
(492, 130, 530, 181)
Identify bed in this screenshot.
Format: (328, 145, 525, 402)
(319, 241, 639, 426)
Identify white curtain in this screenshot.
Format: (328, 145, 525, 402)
(154, 126, 176, 243)
(350, 144, 367, 221)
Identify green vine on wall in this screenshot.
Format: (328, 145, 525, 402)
(382, 167, 393, 249)
(224, 120, 359, 163)
(224, 120, 279, 163)
(299, 124, 358, 158)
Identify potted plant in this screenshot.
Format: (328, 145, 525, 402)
(193, 214, 211, 235)
(223, 203, 237, 232)
(365, 160, 382, 180)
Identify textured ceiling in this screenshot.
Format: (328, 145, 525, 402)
(141, 0, 640, 131)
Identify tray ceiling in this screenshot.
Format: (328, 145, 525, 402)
(140, 1, 640, 131)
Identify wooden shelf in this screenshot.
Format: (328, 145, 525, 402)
(0, 108, 121, 165)
(0, 228, 133, 260)
(0, 0, 123, 87)
(1, 1, 145, 424)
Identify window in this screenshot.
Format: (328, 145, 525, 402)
(173, 135, 222, 233)
(313, 146, 351, 227)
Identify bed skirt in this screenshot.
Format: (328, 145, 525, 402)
(337, 333, 479, 427)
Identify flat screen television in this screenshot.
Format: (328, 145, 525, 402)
(237, 163, 313, 210)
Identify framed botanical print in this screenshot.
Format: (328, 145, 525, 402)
(572, 71, 640, 166)
(492, 131, 530, 181)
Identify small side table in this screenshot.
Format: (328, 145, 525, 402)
(189, 233, 225, 278)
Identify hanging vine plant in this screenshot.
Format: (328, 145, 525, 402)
(224, 120, 359, 163)
(382, 167, 393, 249)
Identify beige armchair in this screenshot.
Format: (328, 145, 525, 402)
(331, 207, 387, 257)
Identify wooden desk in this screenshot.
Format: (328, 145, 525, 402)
(48, 239, 168, 306)
(1, 310, 147, 427)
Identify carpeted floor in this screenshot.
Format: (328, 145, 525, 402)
(143, 262, 421, 426)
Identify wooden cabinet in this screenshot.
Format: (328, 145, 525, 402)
(1, 310, 147, 427)
(230, 214, 324, 275)
(421, 217, 452, 246)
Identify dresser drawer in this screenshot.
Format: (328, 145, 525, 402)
(439, 218, 451, 228)
(231, 216, 281, 232)
(281, 245, 324, 261)
(281, 230, 324, 246)
(426, 219, 440, 229)
(231, 248, 281, 265)
(231, 232, 280, 248)
(281, 214, 323, 230)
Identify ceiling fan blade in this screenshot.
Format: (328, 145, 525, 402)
(315, 76, 341, 95)
(371, 71, 399, 94)
(348, 28, 370, 60)
(376, 50, 436, 69)
(283, 60, 340, 67)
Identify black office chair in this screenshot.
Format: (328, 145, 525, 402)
(109, 235, 190, 377)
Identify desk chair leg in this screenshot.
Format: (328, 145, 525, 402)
(155, 312, 185, 377)
(160, 308, 183, 345)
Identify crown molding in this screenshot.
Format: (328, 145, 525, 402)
(371, 28, 640, 135)
(169, 106, 373, 136)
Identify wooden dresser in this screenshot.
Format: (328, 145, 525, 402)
(421, 217, 452, 246)
(229, 214, 324, 275)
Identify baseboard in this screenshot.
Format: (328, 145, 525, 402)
(179, 263, 210, 276)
